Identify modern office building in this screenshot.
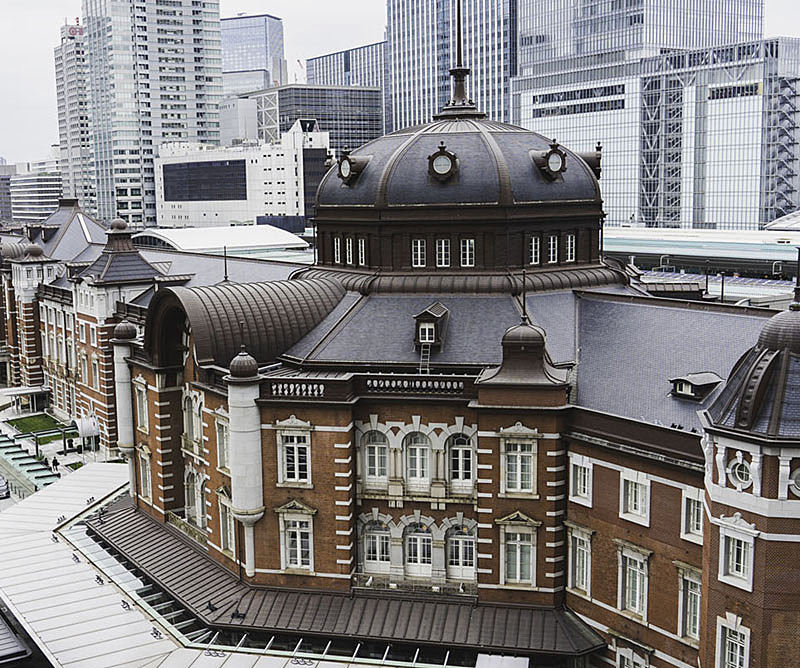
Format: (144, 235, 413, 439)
(386, 0, 518, 130)
(510, 0, 792, 230)
(155, 118, 330, 226)
(221, 13, 288, 98)
(219, 97, 258, 145)
(0, 165, 15, 222)
(10, 158, 62, 224)
(246, 84, 383, 156)
(54, 21, 94, 213)
(82, 0, 223, 227)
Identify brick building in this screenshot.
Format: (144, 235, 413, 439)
(89, 58, 800, 668)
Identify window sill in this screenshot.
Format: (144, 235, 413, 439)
(619, 511, 650, 527)
(568, 494, 592, 508)
(617, 609, 647, 625)
(499, 492, 539, 500)
(216, 467, 231, 478)
(500, 581, 537, 590)
(718, 572, 753, 592)
(680, 532, 703, 546)
(282, 567, 314, 576)
(566, 586, 591, 600)
(136, 427, 149, 436)
(678, 635, 700, 649)
(277, 481, 314, 489)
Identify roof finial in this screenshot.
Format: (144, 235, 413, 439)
(456, 0, 463, 69)
(521, 269, 529, 324)
(223, 245, 229, 282)
(451, 0, 468, 105)
(792, 246, 800, 311)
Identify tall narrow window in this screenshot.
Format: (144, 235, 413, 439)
(722, 627, 747, 668)
(505, 441, 534, 493)
(681, 574, 701, 640)
(346, 237, 353, 265)
(220, 502, 235, 554)
(411, 239, 426, 267)
(363, 521, 391, 574)
(547, 234, 558, 263)
(405, 432, 430, 489)
(362, 430, 388, 486)
(139, 453, 151, 500)
(565, 233, 576, 262)
(529, 236, 540, 265)
(216, 419, 230, 470)
(358, 238, 366, 266)
(333, 236, 341, 263)
(725, 536, 750, 579)
(446, 526, 475, 580)
(135, 385, 148, 432)
(436, 238, 450, 267)
(621, 552, 647, 616)
(405, 524, 432, 577)
(505, 530, 533, 583)
(460, 238, 475, 267)
(569, 531, 591, 594)
(448, 433, 473, 488)
(286, 519, 311, 568)
(282, 433, 310, 483)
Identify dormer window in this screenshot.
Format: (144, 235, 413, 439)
(669, 372, 722, 401)
(419, 322, 436, 343)
(413, 301, 449, 349)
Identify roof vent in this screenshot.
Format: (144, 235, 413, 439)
(668, 372, 723, 402)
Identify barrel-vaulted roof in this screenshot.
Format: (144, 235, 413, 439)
(145, 278, 345, 368)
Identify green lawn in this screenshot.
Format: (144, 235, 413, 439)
(6, 413, 76, 440)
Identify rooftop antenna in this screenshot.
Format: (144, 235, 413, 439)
(792, 246, 800, 311)
(223, 245, 229, 282)
(452, 0, 468, 105)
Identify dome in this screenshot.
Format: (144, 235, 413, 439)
(502, 320, 546, 349)
(25, 244, 44, 258)
(1, 242, 30, 259)
(757, 305, 800, 354)
(316, 118, 601, 215)
(110, 218, 128, 231)
(113, 320, 137, 341)
(229, 346, 259, 380)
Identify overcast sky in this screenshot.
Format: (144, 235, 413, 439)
(0, 0, 797, 163)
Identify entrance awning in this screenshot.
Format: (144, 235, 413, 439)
(72, 415, 99, 438)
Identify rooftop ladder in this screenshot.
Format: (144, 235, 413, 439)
(418, 343, 431, 375)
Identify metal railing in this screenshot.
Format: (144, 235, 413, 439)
(166, 510, 208, 546)
(352, 572, 477, 597)
(180, 434, 202, 457)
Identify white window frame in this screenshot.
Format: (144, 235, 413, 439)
(333, 236, 341, 263)
(501, 525, 537, 586)
(448, 433, 473, 494)
(565, 522, 593, 597)
(418, 322, 436, 343)
(436, 238, 450, 267)
(362, 430, 388, 489)
(345, 237, 354, 265)
(139, 451, 152, 501)
(363, 525, 391, 574)
(616, 541, 651, 621)
(676, 564, 702, 642)
(405, 526, 433, 577)
(568, 453, 593, 507)
(134, 382, 148, 434)
(616, 647, 648, 668)
(277, 429, 312, 487)
(279, 513, 314, 572)
(219, 499, 235, 556)
(716, 614, 750, 668)
(358, 237, 366, 266)
(619, 470, 651, 527)
(547, 234, 558, 263)
(529, 236, 540, 265)
(460, 238, 475, 267)
(446, 527, 475, 580)
(404, 432, 431, 492)
(680, 487, 703, 544)
(411, 238, 426, 267)
(565, 233, 576, 262)
(216, 417, 230, 471)
(718, 524, 755, 592)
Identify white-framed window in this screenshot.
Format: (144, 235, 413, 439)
(90, 326, 97, 346)
(91, 359, 99, 389)
(345, 237, 354, 265)
(80, 356, 88, 384)
(363, 522, 391, 574)
(411, 238, 426, 267)
(404, 432, 430, 490)
(616, 647, 648, 668)
(529, 236, 540, 265)
(566, 523, 592, 596)
(619, 471, 650, 526)
(333, 236, 341, 263)
(569, 454, 592, 507)
(418, 322, 436, 343)
(446, 526, 475, 580)
(405, 524, 432, 577)
(726, 453, 752, 491)
(184, 468, 207, 529)
(280, 433, 311, 484)
(286, 518, 312, 569)
(565, 233, 576, 262)
(718, 526, 754, 591)
(680, 487, 703, 544)
(547, 234, 558, 263)
(448, 433, 473, 492)
(677, 568, 702, 641)
(219, 500, 235, 554)
(460, 238, 475, 267)
(362, 430, 388, 487)
(505, 441, 535, 493)
(616, 541, 650, 620)
(358, 238, 366, 266)
(135, 384, 148, 433)
(216, 418, 230, 470)
(139, 452, 151, 500)
(436, 238, 450, 267)
(716, 615, 750, 668)
(504, 528, 535, 584)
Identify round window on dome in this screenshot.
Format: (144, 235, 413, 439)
(727, 459, 752, 489)
(427, 141, 458, 182)
(790, 468, 800, 496)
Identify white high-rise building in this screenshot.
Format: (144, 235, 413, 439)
(82, 0, 223, 227)
(11, 155, 63, 224)
(54, 21, 94, 214)
(386, 0, 518, 130)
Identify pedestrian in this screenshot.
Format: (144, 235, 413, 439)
(51, 456, 59, 471)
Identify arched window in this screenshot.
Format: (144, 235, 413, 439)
(139, 453, 151, 500)
(404, 432, 430, 491)
(448, 433, 473, 491)
(405, 523, 432, 577)
(193, 402, 203, 443)
(185, 469, 198, 525)
(183, 396, 194, 442)
(446, 526, 475, 580)
(362, 430, 388, 486)
(362, 520, 391, 574)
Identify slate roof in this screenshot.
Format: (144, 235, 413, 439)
(33, 204, 107, 261)
(86, 500, 606, 657)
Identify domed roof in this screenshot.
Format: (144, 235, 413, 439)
(503, 320, 546, 348)
(229, 346, 259, 380)
(113, 320, 137, 341)
(316, 118, 601, 213)
(757, 305, 800, 353)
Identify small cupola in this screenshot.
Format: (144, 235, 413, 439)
(668, 372, 723, 401)
(413, 301, 449, 349)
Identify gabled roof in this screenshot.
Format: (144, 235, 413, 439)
(29, 200, 107, 261)
(75, 220, 162, 285)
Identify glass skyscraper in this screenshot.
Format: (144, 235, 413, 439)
(221, 14, 288, 97)
(386, 0, 518, 130)
(511, 0, 800, 230)
(83, 0, 222, 227)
